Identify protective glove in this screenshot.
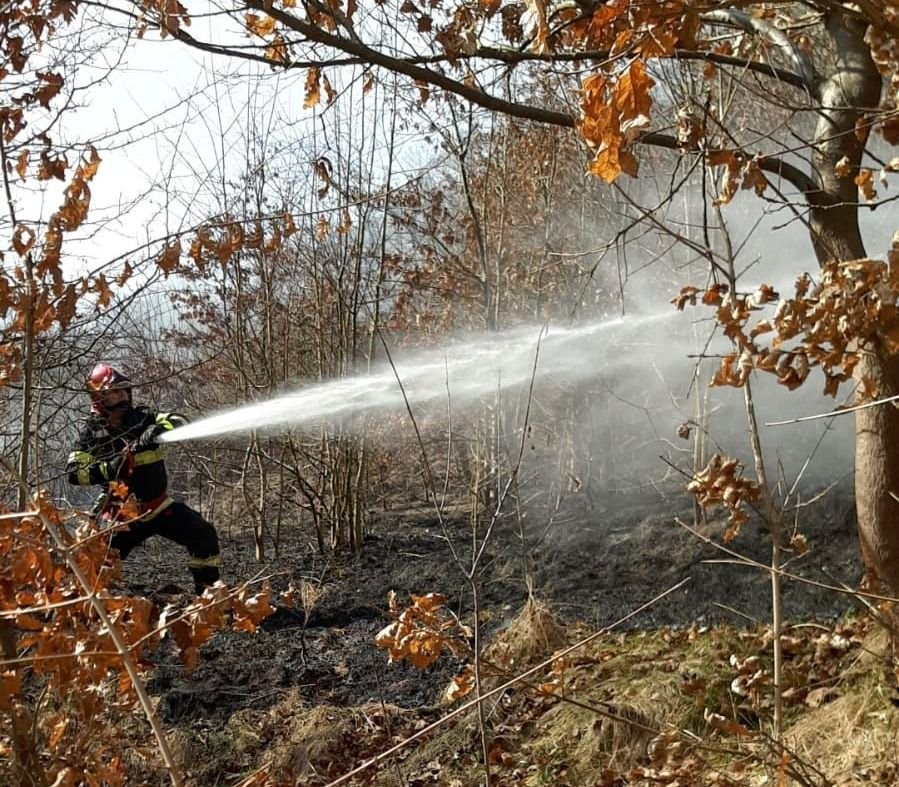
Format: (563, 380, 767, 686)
(133, 423, 166, 452)
(103, 452, 133, 481)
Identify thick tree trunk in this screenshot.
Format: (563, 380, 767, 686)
(808, 13, 899, 597)
(855, 350, 899, 595)
(808, 14, 880, 262)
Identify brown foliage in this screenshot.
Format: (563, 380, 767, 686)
(1, 0, 120, 386)
(172, 213, 305, 276)
(686, 454, 760, 540)
(375, 591, 471, 669)
(1, 493, 273, 783)
(672, 255, 899, 400)
(581, 62, 654, 183)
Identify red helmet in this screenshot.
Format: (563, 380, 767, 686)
(86, 363, 132, 414)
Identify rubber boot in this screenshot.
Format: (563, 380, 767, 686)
(190, 566, 220, 595)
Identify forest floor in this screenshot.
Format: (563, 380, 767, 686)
(115, 479, 883, 786)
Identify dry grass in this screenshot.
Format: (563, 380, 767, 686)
(268, 704, 353, 780)
(521, 694, 660, 783)
(485, 596, 568, 669)
(505, 624, 741, 784)
(788, 687, 898, 783)
(785, 627, 899, 786)
(266, 699, 416, 783)
(168, 692, 409, 785)
(162, 608, 899, 787)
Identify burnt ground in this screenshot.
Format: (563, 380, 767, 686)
(117, 481, 862, 743)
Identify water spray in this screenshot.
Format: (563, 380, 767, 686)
(159, 311, 683, 444)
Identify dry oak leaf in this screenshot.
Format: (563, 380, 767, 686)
(687, 453, 759, 540)
(521, 0, 549, 52)
(322, 73, 336, 104)
(702, 283, 729, 306)
(93, 274, 113, 308)
(281, 211, 297, 236)
(304, 67, 321, 108)
(265, 33, 290, 65)
(446, 665, 475, 701)
(704, 709, 755, 738)
(856, 168, 877, 201)
(11, 224, 35, 256)
(35, 72, 64, 109)
(671, 285, 699, 310)
(246, 12, 276, 36)
(15, 149, 29, 178)
(615, 60, 654, 118)
(158, 238, 181, 274)
(376, 592, 465, 669)
(38, 151, 67, 181)
(107, 480, 129, 500)
(314, 156, 333, 198)
(231, 583, 275, 632)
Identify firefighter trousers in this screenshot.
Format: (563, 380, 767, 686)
(110, 500, 221, 594)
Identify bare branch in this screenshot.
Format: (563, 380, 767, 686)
(702, 8, 817, 90)
(766, 392, 899, 426)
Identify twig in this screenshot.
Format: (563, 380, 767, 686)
(374, 329, 462, 567)
(712, 602, 760, 624)
(468, 326, 544, 787)
(743, 375, 784, 740)
(0, 650, 121, 669)
(322, 578, 690, 787)
(765, 392, 899, 426)
(374, 315, 546, 786)
(470, 329, 544, 575)
(675, 516, 899, 604)
(230, 760, 273, 786)
(788, 481, 840, 510)
(0, 510, 43, 522)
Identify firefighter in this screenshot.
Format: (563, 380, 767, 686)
(66, 363, 221, 595)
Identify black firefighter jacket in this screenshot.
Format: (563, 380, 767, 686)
(66, 406, 187, 505)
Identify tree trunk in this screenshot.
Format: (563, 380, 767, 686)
(855, 350, 899, 596)
(808, 14, 881, 264)
(809, 13, 899, 597)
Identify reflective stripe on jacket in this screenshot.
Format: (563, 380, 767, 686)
(66, 405, 189, 502)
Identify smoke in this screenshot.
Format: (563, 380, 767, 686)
(160, 306, 853, 499)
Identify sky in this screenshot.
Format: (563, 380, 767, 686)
(52, 21, 304, 271)
(13, 4, 389, 275)
(14, 2, 897, 294)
